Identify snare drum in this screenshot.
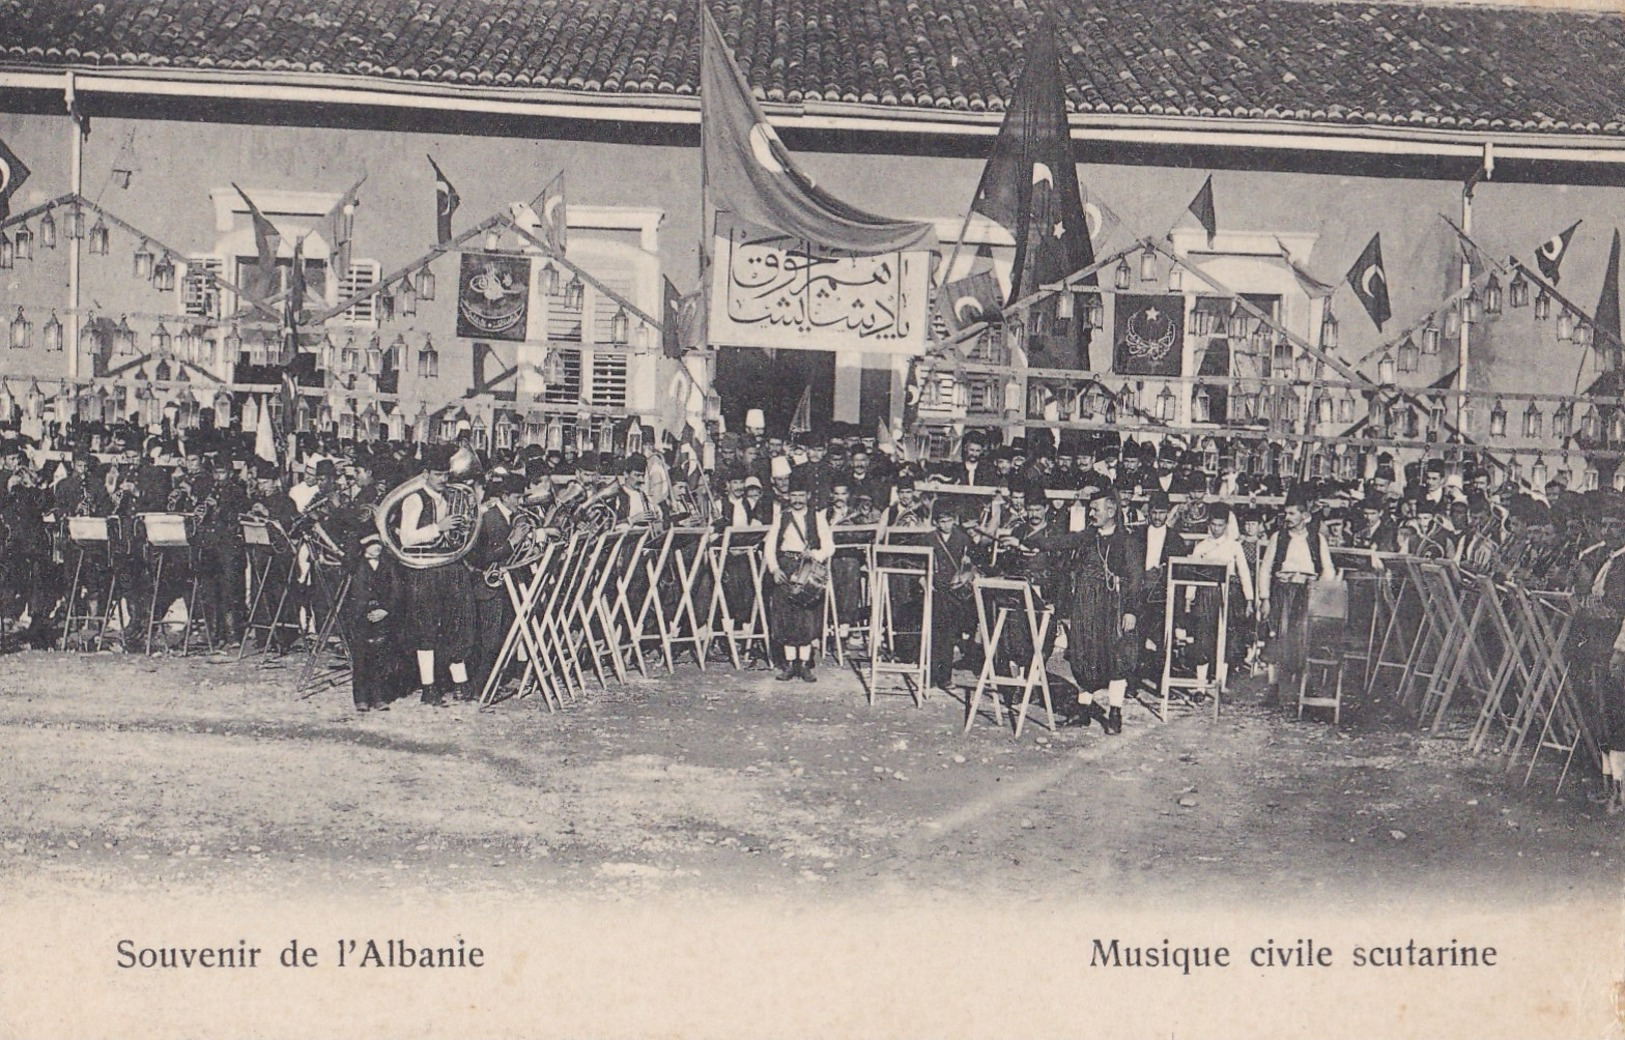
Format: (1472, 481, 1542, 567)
(140, 512, 191, 548)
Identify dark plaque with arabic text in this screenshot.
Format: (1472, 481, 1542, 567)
(456, 252, 531, 342)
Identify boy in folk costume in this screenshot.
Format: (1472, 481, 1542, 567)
(1029, 492, 1147, 733)
(1184, 502, 1255, 693)
(764, 467, 834, 682)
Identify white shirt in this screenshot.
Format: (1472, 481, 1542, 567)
(1145, 524, 1169, 571)
(1190, 534, 1255, 602)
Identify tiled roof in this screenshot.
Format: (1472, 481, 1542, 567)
(1, 0, 1623, 136)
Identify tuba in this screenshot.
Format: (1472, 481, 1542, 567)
(372, 445, 482, 569)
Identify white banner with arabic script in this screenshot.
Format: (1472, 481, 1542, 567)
(708, 218, 932, 355)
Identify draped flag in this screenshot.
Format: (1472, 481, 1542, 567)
(232, 183, 281, 304)
(533, 172, 568, 254)
(324, 175, 365, 283)
(428, 155, 459, 245)
(662, 276, 685, 359)
(700, 6, 933, 255)
(965, 18, 1095, 369)
(1188, 175, 1217, 247)
(1275, 237, 1337, 299)
(1079, 182, 1123, 248)
(0, 136, 29, 223)
(282, 235, 308, 361)
(938, 244, 1004, 334)
(790, 385, 813, 435)
(1113, 295, 1186, 377)
(1345, 233, 1392, 331)
(1536, 220, 1581, 285)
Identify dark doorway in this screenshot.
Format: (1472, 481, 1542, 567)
(715, 347, 836, 436)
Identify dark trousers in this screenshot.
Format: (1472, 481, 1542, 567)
(472, 590, 514, 693)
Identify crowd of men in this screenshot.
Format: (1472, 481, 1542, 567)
(2, 416, 1623, 796)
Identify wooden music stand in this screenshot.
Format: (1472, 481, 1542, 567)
(865, 542, 933, 707)
(963, 577, 1055, 736)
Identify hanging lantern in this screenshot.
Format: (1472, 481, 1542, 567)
(1523, 400, 1544, 439)
(1085, 294, 1105, 331)
(1420, 319, 1441, 356)
(63, 204, 83, 240)
(1378, 351, 1396, 386)
(1337, 389, 1357, 424)
(220, 324, 241, 360)
(1489, 398, 1507, 438)
(113, 315, 136, 356)
(151, 321, 171, 356)
(340, 336, 359, 373)
(364, 337, 383, 376)
(315, 333, 334, 372)
(1509, 270, 1530, 308)
(416, 266, 436, 301)
(1190, 305, 1211, 339)
(1210, 302, 1229, 338)
(153, 358, 172, 382)
(1315, 390, 1334, 425)
(9, 307, 32, 350)
(484, 229, 502, 252)
(1119, 381, 1139, 416)
(388, 332, 408, 368)
(417, 335, 439, 379)
(87, 216, 109, 256)
(318, 397, 335, 432)
(541, 347, 567, 386)
(610, 305, 630, 344)
(1531, 454, 1549, 487)
(1191, 384, 1211, 423)
(564, 275, 585, 310)
(1138, 243, 1157, 282)
(13, 223, 33, 261)
(0, 231, 11, 269)
(1553, 400, 1574, 440)
(1055, 289, 1074, 321)
(40, 311, 63, 353)
(1272, 336, 1293, 378)
(541, 262, 561, 296)
(1443, 302, 1461, 338)
(295, 395, 313, 434)
(133, 240, 153, 279)
(1534, 288, 1553, 321)
(1483, 274, 1503, 315)
(1557, 308, 1575, 341)
(1319, 308, 1339, 349)
(1114, 258, 1132, 292)
(1463, 286, 1482, 324)
(1294, 351, 1316, 384)
(1156, 383, 1178, 422)
(1581, 405, 1599, 441)
(1575, 321, 1594, 349)
(1397, 335, 1420, 374)
(1167, 264, 1183, 292)
(398, 277, 417, 317)
(152, 255, 175, 293)
(38, 209, 57, 250)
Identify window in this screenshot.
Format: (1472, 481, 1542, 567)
(543, 347, 582, 405)
(182, 257, 224, 319)
(589, 352, 628, 408)
(338, 260, 381, 325)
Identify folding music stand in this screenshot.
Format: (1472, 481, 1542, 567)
(865, 542, 933, 706)
(606, 528, 653, 678)
(631, 527, 682, 675)
(963, 577, 1054, 736)
(1155, 557, 1228, 723)
(650, 526, 713, 672)
(60, 515, 120, 652)
(478, 541, 563, 710)
(707, 525, 772, 670)
(138, 513, 211, 657)
(250, 520, 306, 666)
(823, 523, 880, 666)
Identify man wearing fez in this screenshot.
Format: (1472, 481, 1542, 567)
(926, 502, 977, 693)
(1185, 501, 1255, 692)
(1258, 490, 1337, 708)
(1027, 492, 1146, 733)
(764, 466, 834, 682)
(466, 468, 525, 698)
(396, 444, 478, 706)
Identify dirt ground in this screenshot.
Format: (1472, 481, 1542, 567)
(0, 645, 1618, 906)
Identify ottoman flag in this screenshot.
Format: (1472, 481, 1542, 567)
(0, 136, 30, 222)
(1346, 233, 1392, 331)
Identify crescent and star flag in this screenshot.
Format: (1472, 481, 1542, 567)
(232, 183, 281, 304)
(1536, 220, 1581, 285)
(790, 385, 813, 435)
(532, 172, 568, 254)
(938, 244, 1004, 334)
(1345, 233, 1393, 331)
(0, 136, 30, 223)
(662, 276, 685, 359)
(1188, 175, 1217, 246)
(1112, 294, 1185, 377)
(966, 18, 1095, 369)
(701, 6, 933, 255)
(428, 155, 460, 245)
(282, 235, 308, 361)
(1079, 182, 1123, 249)
(324, 175, 364, 283)
(1596, 229, 1621, 361)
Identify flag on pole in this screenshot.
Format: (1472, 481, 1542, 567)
(428, 155, 460, 245)
(661, 276, 685, 359)
(1079, 182, 1123, 249)
(789, 385, 813, 435)
(254, 395, 277, 464)
(1188, 175, 1217, 246)
(533, 172, 568, 254)
(324, 175, 365, 283)
(1536, 220, 1582, 285)
(1596, 228, 1621, 360)
(232, 183, 281, 303)
(701, 6, 933, 254)
(1345, 233, 1393, 331)
(0, 136, 30, 223)
(965, 17, 1095, 369)
(283, 235, 308, 361)
(938, 265, 1005, 333)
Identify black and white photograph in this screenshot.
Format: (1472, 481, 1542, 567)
(0, 0, 1622, 1035)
